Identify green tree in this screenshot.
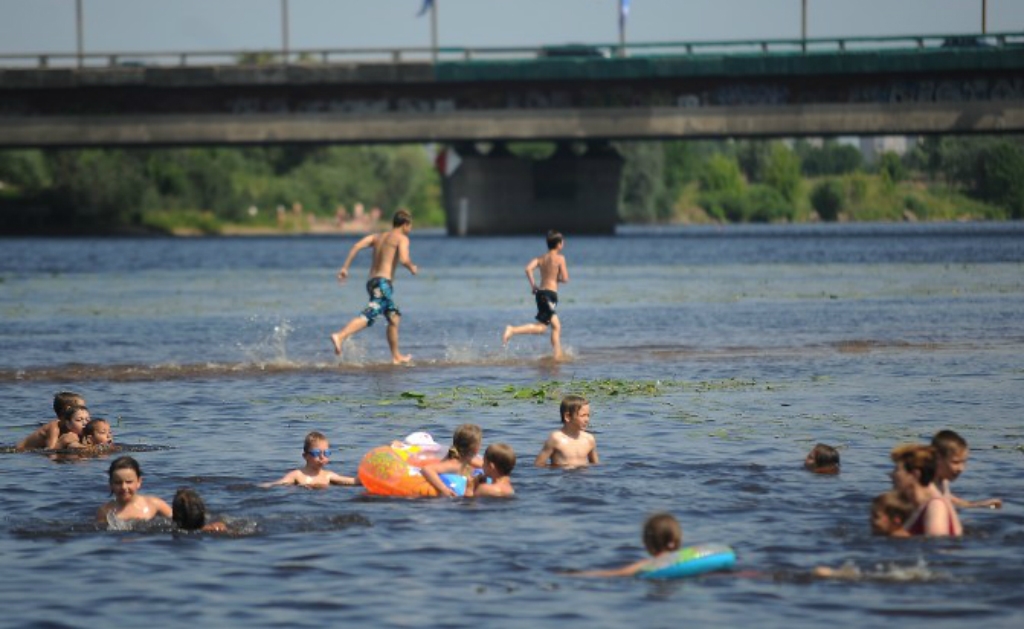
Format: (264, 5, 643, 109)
(810, 179, 845, 222)
(616, 142, 665, 223)
(697, 153, 744, 194)
(762, 143, 802, 204)
(972, 141, 1024, 218)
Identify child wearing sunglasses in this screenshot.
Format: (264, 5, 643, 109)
(262, 431, 360, 488)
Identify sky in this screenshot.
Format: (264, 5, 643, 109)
(1, 0, 1023, 56)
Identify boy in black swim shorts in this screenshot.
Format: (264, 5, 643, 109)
(502, 230, 569, 360)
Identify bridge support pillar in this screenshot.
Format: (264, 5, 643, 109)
(443, 141, 622, 235)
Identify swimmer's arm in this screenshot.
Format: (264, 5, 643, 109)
(38, 423, 60, 450)
(588, 444, 600, 465)
(260, 470, 301, 488)
(420, 459, 461, 497)
(923, 500, 956, 536)
(151, 497, 173, 518)
(951, 494, 1002, 509)
(55, 433, 85, 450)
(337, 234, 376, 282)
(557, 256, 569, 284)
(534, 436, 558, 467)
(569, 558, 649, 578)
(397, 236, 417, 276)
(202, 521, 228, 533)
(96, 503, 112, 525)
(328, 472, 360, 487)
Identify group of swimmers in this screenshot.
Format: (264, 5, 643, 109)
(805, 434, 1001, 541)
(328, 210, 570, 364)
(16, 387, 1002, 580)
(14, 390, 599, 532)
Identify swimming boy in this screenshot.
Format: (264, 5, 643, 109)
(804, 443, 840, 474)
(172, 488, 227, 532)
(263, 431, 360, 488)
(869, 490, 913, 536)
(572, 513, 682, 577)
(16, 391, 86, 451)
(467, 443, 516, 498)
(535, 395, 599, 467)
(330, 209, 419, 364)
(502, 230, 569, 360)
(932, 430, 1002, 509)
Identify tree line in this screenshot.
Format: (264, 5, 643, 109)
(1, 136, 1021, 234)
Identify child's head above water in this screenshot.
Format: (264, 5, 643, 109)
(559, 395, 589, 425)
(60, 404, 91, 437)
(931, 429, 969, 482)
(483, 443, 516, 477)
(804, 443, 840, 474)
(890, 444, 938, 488)
(870, 490, 913, 535)
(83, 418, 112, 445)
(642, 513, 682, 556)
(447, 424, 483, 460)
(172, 488, 209, 531)
(53, 391, 85, 417)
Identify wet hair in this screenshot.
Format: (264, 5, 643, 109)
(931, 430, 968, 458)
(642, 513, 682, 555)
(805, 443, 840, 473)
(446, 424, 483, 461)
(60, 403, 89, 427)
(559, 395, 588, 424)
(890, 444, 938, 487)
(392, 209, 412, 227)
(303, 431, 328, 452)
(82, 418, 109, 440)
(108, 455, 142, 482)
(172, 488, 207, 530)
(870, 490, 913, 534)
(546, 230, 563, 250)
(483, 443, 516, 476)
(53, 391, 84, 416)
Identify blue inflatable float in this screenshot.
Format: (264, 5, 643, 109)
(637, 543, 736, 579)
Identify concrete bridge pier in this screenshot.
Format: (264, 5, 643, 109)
(443, 141, 623, 236)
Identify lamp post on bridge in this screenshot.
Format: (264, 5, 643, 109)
(281, 0, 290, 64)
(801, 0, 807, 51)
(982, 0, 987, 34)
(75, 0, 83, 68)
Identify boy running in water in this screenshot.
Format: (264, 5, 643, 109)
(502, 230, 569, 360)
(331, 209, 419, 364)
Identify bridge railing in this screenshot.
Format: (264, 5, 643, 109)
(0, 31, 1020, 69)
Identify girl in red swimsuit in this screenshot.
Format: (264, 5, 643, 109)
(889, 444, 962, 537)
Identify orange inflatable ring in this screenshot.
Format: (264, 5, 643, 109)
(359, 444, 468, 497)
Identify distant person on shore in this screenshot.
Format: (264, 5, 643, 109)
(932, 430, 1002, 509)
(466, 443, 516, 498)
(535, 395, 599, 467)
(804, 443, 840, 474)
(16, 391, 86, 451)
(262, 431, 360, 488)
(97, 456, 172, 527)
(330, 209, 419, 364)
(502, 230, 569, 361)
(569, 513, 683, 577)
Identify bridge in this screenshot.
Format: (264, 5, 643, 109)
(2, 33, 1023, 233)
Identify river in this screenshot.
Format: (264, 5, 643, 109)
(1, 222, 1022, 628)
